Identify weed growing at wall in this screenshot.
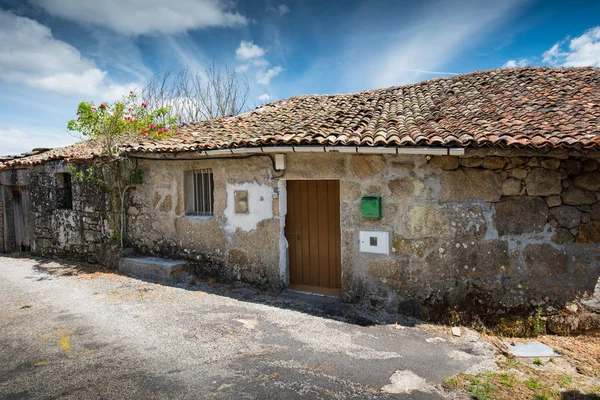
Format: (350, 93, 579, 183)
(533, 307, 546, 336)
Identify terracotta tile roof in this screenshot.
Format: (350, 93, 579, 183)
(0, 141, 105, 170)
(3, 66, 600, 169)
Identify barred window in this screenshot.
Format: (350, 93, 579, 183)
(184, 169, 214, 216)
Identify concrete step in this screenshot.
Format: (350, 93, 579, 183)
(118, 257, 185, 281)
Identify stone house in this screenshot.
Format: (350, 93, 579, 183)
(1, 67, 600, 319)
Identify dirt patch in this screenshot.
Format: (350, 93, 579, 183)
(445, 357, 600, 399)
(420, 320, 600, 399)
(444, 335, 600, 399)
(538, 335, 600, 379)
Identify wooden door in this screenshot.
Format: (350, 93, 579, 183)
(285, 180, 341, 296)
(11, 186, 30, 251)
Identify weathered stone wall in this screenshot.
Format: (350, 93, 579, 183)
(26, 161, 119, 264)
(127, 157, 282, 285)
(6, 149, 599, 320)
(0, 184, 4, 253)
(283, 151, 600, 319)
(126, 150, 600, 319)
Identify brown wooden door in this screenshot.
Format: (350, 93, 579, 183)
(285, 180, 341, 296)
(11, 186, 30, 251)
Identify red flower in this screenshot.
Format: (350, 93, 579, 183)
(163, 128, 168, 132)
(142, 129, 147, 134)
(150, 124, 156, 129)
(99, 103, 106, 109)
(157, 130, 163, 135)
(142, 102, 147, 108)
(92, 107, 97, 111)
(129, 91, 133, 94)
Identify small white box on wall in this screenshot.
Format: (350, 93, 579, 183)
(359, 231, 389, 255)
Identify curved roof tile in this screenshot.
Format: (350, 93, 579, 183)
(3, 67, 600, 169)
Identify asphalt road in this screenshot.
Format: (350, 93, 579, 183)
(0, 255, 495, 399)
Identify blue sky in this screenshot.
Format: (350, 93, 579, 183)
(0, 0, 599, 155)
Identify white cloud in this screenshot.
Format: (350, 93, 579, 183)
(502, 58, 528, 68)
(342, 0, 524, 89)
(542, 43, 562, 64)
(278, 5, 290, 15)
(542, 26, 600, 67)
(257, 93, 271, 102)
(233, 40, 281, 87)
(0, 11, 137, 99)
(251, 58, 270, 68)
(236, 41, 266, 60)
(0, 127, 76, 155)
(34, 0, 247, 35)
(257, 66, 283, 85)
(161, 35, 207, 74)
(267, 4, 290, 15)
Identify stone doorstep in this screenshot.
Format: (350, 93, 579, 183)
(118, 256, 186, 281)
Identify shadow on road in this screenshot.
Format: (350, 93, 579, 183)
(561, 392, 600, 400)
(5, 254, 600, 400)
(22, 253, 398, 327)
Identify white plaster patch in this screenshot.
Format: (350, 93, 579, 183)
(506, 223, 563, 254)
(223, 181, 274, 233)
(483, 203, 499, 240)
(278, 180, 288, 285)
(381, 370, 434, 394)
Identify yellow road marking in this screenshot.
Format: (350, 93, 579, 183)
(57, 330, 72, 353)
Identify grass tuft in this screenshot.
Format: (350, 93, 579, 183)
(558, 374, 572, 389)
(499, 372, 517, 388)
(525, 377, 540, 390)
(467, 378, 494, 400)
(444, 377, 460, 388)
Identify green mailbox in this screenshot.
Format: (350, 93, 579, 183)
(361, 196, 382, 219)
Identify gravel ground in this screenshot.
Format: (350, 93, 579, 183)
(0, 255, 496, 399)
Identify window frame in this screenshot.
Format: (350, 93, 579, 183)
(184, 169, 215, 217)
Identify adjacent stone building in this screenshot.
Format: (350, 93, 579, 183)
(0, 184, 4, 253)
(1, 67, 600, 320)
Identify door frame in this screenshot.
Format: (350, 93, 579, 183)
(280, 179, 342, 297)
(3, 184, 30, 252)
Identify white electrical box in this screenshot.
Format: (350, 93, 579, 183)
(359, 231, 389, 254)
(275, 154, 286, 170)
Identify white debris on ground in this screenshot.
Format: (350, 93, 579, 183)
(381, 370, 435, 394)
(503, 341, 559, 357)
(425, 337, 447, 343)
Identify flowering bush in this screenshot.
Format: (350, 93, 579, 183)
(65, 92, 177, 248)
(67, 92, 179, 150)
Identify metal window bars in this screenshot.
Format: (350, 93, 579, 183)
(185, 169, 214, 216)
